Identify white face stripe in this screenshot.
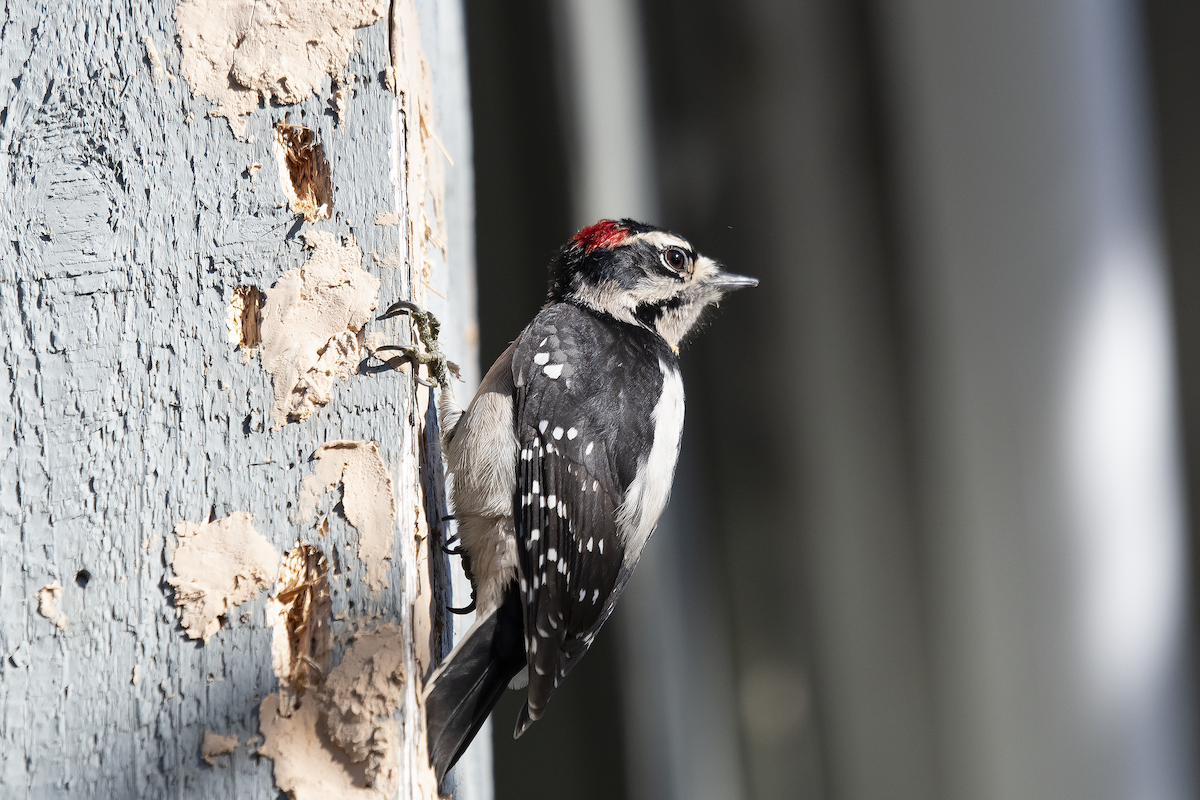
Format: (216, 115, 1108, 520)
(616, 361, 685, 570)
(626, 230, 693, 253)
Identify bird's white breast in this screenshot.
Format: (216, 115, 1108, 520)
(617, 362, 685, 569)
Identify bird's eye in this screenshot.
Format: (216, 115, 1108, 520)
(663, 248, 688, 273)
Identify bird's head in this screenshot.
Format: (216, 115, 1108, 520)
(548, 219, 758, 351)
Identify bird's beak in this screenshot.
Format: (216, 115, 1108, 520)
(708, 270, 759, 292)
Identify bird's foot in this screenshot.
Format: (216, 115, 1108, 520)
(442, 531, 478, 614)
(446, 599, 477, 615)
(374, 300, 461, 389)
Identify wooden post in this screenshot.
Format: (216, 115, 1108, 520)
(0, 0, 478, 797)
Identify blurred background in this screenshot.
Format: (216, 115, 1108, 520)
(458, 0, 1200, 798)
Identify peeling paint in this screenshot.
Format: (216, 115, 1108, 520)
(257, 625, 406, 799)
(259, 693, 397, 800)
(174, 0, 386, 138)
(390, 0, 448, 283)
(269, 542, 333, 714)
(300, 441, 396, 593)
(167, 512, 281, 642)
(274, 120, 334, 222)
(202, 731, 239, 766)
(1, 0, 471, 792)
(36, 580, 62, 618)
(331, 81, 355, 126)
(320, 624, 406, 784)
(373, 212, 399, 227)
(369, 248, 403, 270)
(258, 232, 380, 427)
(142, 35, 169, 83)
(36, 581, 66, 630)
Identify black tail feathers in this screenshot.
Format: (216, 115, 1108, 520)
(424, 586, 525, 784)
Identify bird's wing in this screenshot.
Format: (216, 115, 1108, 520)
(510, 303, 664, 735)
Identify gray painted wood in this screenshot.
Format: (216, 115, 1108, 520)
(0, 0, 478, 797)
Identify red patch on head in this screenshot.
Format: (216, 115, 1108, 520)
(570, 220, 629, 254)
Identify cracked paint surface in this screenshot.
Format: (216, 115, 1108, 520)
(202, 731, 240, 766)
(300, 441, 397, 593)
(257, 624, 406, 799)
(258, 692, 397, 800)
(258, 232, 380, 427)
(175, 0, 386, 137)
(168, 512, 281, 642)
(0, 0, 474, 794)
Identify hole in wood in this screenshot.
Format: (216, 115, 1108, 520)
(271, 542, 333, 711)
(75, 569, 91, 588)
(228, 286, 262, 349)
(273, 119, 333, 222)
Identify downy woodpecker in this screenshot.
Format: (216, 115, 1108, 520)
(413, 219, 757, 782)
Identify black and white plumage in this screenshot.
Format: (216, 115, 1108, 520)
(422, 219, 756, 782)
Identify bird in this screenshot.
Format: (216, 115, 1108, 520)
(392, 218, 757, 783)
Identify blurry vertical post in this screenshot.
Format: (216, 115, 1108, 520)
(879, 0, 1197, 797)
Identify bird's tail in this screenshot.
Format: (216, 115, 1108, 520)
(423, 586, 525, 784)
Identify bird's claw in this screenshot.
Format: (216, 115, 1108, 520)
(378, 299, 425, 321)
(373, 301, 461, 388)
